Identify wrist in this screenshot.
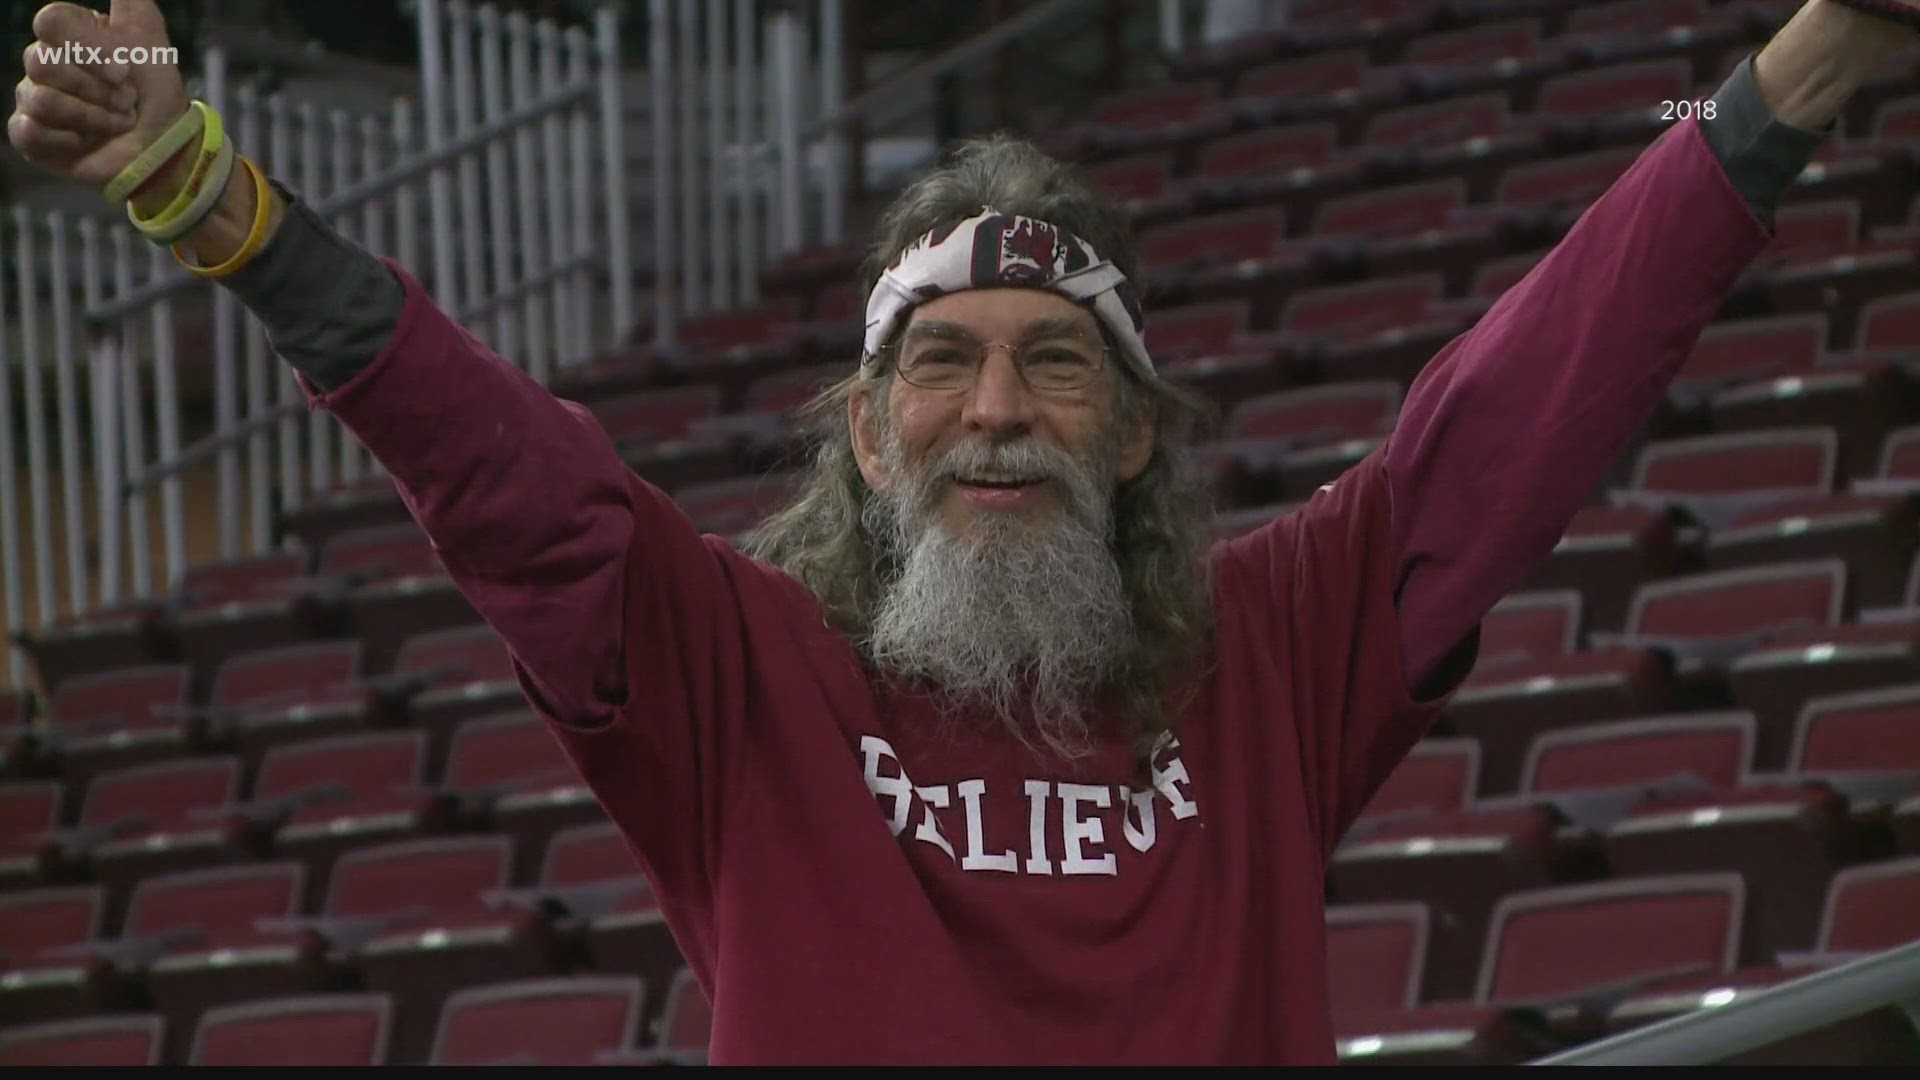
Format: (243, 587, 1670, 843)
(125, 141, 198, 218)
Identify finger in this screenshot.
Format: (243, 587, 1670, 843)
(31, 3, 131, 81)
(23, 40, 138, 113)
(8, 109, 87, 164)
(32, 3, 114, 52)
(15, 77, 136, 140)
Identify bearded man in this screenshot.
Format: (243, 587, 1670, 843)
(11, 0, 1918, 1064)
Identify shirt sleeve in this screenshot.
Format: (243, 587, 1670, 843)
(296, 263, 747, 909)
(1384, 114, 1780, 691)
(1213, 447, 1453, 857)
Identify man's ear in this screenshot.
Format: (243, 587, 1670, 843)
(1116, 399, 1155, 482)
(849, 384, 890, 493)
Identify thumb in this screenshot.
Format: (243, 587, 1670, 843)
(108, 0, 171, 38)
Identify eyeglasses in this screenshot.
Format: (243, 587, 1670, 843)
(888, 335, 1110, 392)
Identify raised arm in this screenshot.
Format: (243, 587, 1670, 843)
(9, 0, 751, 902)
(1386, 0, 1919, 692)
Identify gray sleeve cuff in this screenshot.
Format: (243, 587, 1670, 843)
(1700, 52, 1829, 226)
(220, 179, 407, 391)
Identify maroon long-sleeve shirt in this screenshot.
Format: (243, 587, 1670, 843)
(296, 115, 1771, 1063)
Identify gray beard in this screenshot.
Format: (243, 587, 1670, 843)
(861, 429, 1136, 760)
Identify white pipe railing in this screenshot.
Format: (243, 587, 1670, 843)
(1, 1, 634, 690)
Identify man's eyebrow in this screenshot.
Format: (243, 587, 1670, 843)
(900, 315, 1098, 344)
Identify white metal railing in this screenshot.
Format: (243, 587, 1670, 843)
(1529, 938, 1920, 1064)
(0, 0, 640, 688)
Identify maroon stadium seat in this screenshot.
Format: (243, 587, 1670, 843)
(1, 779, 64, 891)
(41, 663, 193, 798)
(205, 640, 369, 773)
(1215, 380, 1401, 501)
(376, 624, 523, 758)
(431, 975, 645, 1065)
(1728, 614, 1920, 773)
(319, 834, 562, 1064)
(68, 756, 245, 929)
(1474, 590, 1584, 676)
(1356, 738, 1481, 829)
(515, 819, 682, 1036)
(116, 861, 308, 1063)
(0, 885, 108, 1026)
(437, 711, 603, 885)
(1617, 427, 1838, 532)
(1669, 314, 1827, 406)
(655, 967, 712, 1062)
(251, 731, 435, 912)
(1705, 492, 1917, 611)
(1327, 901, 1431, 1030)
(169, 553, 320, 693)
(190, 992, 392, 1066)
(0, 1014, 164, 1066)
(1516, 505, 1681, 635)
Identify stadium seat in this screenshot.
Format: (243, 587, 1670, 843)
(1356, 738, 1481, 828)
(1615, 427, 1838, 532)
(62, 756, 245, 930)
(1327, 901, 1431, 1026)
(654, 968, 712, 1063)
(435, 711, 603, 886)
(1213, 380, 1401, 502)
(189, 992, 392, 1066)
(1788, 682, 1920, 806)
(169, 554, 320, 694)
(202, 640, 370, 774)
(0, 1014, 164, 1066)
(1477, 872, 1745, 1038)
(111, 861, 309, 1063)
(1474, 589, 1584, 675)
(304, 833, 564, 1065)
(248, 731, 436, 912)
(1516, 505, 1681, 634)
(511, 819, 683, 1036)
(372, 624, 522, 762)
(1517, 710, 1754, 831)
(0, 885, 110, 1026)
(430, 975, 644, 1065)
(1, 779, 64, 892)
(37, 663, 193, 796)
(1704, 492, 1917, 612)
(1330, 802, 1569, 1003)
(1667, 313, 1828, 408)
(1727, 613, 1920, 772)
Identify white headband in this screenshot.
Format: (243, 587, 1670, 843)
(860, 208, 1154, 380)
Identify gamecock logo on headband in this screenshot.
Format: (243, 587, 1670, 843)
(970, 215, 1092, 287)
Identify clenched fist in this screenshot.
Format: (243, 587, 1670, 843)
(9, 0, 190, 195)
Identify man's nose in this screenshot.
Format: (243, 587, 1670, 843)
(961, 346, 1038, 437)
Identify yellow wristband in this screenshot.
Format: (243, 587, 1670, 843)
(173, 156, 275, 279)
(135, 138, 236, 245)
(128, 102, 225, 238)
(104, 101, 205, 204)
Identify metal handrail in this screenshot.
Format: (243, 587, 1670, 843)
(1528, 940, 1920, 1064)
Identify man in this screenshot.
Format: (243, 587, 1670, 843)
(11, 0, 1918, 1064)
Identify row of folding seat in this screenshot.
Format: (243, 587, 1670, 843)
(1342, 682, 1920, 998)
(0, 969, 709, 1066)
(1, 698, 599, 907)
(1326, 854, 1920, 1064)
(0, 814, 684, 1065)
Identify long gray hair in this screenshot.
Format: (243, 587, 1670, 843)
(746, 134, 1220, 774)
